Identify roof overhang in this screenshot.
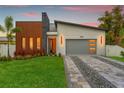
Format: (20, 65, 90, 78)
(47, 31, 57, 36)
(54, 20, 107, 31)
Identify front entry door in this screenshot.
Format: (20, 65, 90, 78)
(48, 38, 56, 54)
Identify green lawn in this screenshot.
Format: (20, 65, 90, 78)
(110, 56, 124, 62)
(0, 56, 67, 88)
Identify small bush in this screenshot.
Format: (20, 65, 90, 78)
(44, 53, 49, 56)
(41, 52, 45, 56)
(34, 53, 41, 57)
(121, 51, 124, 57)
(25, 55, 32, 59)
(0, 56, 12, 61)
(58, 53, 61, 57)
(54, 54, 57, 56)
(14, 51, 17, 56)
(14, 55, 25, 60)
(14, 55, 33, 60)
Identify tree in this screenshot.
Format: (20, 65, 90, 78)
(106, 31, 115, 45)
(98, 11, 113, 32)
(118, 28, 124, 46)
(112, 6, 124, 38)
(98, 6, 124, 45)
(0, 16, 21, 57)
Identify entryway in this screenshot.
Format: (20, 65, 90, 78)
(47, 31, 57, 54)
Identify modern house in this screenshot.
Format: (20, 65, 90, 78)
(15, 12, 106, 56)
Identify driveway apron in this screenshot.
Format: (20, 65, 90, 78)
(64, 55, 124, 88)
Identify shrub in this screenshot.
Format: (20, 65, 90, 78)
(54, 54, 57, 56)
(58, 53, 61, 57)
(22, 51, 25, 56)
(41, 52, 45, 56)
(44, 53, 49, 56)
(121, 51, 124, 57)
(14, 51, 17, 56)
(14, 55, 25, 60)
(35, 53, 41, 57)
(0, 56, 12, 61)
(25, 55, 32, 59)
(14, 55, 33, 60)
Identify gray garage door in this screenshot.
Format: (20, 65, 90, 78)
(66, 39, 96, 55)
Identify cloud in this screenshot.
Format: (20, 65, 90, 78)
(81, 22, 99, 27)
(62, 6, 114, 13)
(20, 12, 41, 17)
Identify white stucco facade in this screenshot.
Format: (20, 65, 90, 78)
(56, 22, 106, 56)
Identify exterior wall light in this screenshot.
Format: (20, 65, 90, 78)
(59, 34, 64, 48)
(99, 35, 105, 47)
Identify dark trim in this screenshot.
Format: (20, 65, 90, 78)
(16, 21, 42, 23)
(54, 20, 107, 31)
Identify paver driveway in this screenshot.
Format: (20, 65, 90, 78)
(64, 55, 124, 88)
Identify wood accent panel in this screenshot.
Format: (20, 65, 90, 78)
(16, 22, 43, 55)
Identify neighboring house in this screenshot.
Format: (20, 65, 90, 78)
(0, 32, 15, 44)
(0, 32, 15, 57)
(15, 12, 106, 56)
(0, 32, 8, 44)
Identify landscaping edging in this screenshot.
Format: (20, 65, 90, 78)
(63, 57, 71, 88)
(92, 56, 124, 71)
(71, 56, 116, 88)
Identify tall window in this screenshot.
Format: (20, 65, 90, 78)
(37, 37, 40, 50)
(30, 37, 33, 50)
(22, 37, 26, 49)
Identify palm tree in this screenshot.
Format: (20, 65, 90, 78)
(0, 16, 21, 57)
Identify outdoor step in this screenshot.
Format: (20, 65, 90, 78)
(92, 55, 124, 71)
(78, 55, 124, 88)
(71, 56, 116, 88)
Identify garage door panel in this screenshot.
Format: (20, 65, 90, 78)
(66, 39, 96, 55)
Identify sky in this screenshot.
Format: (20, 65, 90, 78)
(0, 5, 124, 27)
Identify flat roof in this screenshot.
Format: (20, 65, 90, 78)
(54, 20, 107, 31)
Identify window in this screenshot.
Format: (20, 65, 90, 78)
(30, 37, 33, 50)
(88, 44, 96, 47)
(88, 40, 96, 42)
(37, 37, 40, 50)
(22, 37, 26, 49)
(89, 48, 96, 53)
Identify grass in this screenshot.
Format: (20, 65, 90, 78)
(110, 56, 124, 62)
(0, 56, 67, 88)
